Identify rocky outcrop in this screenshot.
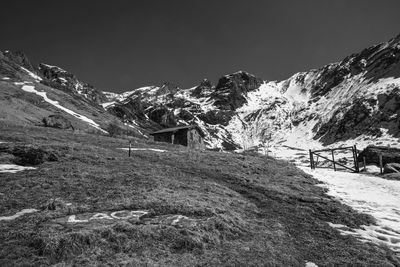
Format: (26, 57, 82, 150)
(3, 51, 35, 72)
(211, 71, 263, 110)
(192, 79, 213, 98)
(315, 99, 382, 144)
(108, 96, 146, 122)
(198, 110, 235, 126)
(42, 115, 74, 130)
(0, 50, 37, 79)
(38, 63, 107, 104)
(315, 87, 400, 145)
(383, 162, 400, 174)
(357, 145, 400, 166)
(147, 106, 177, 127)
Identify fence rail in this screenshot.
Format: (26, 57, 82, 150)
(309, 145, 359, 173)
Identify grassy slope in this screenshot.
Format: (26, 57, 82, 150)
(0, 78, 144, 137)
(0, 124, 398, 266)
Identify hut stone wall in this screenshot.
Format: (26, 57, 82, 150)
(187, 128, 205, 150)
(151, 126, 205, 150)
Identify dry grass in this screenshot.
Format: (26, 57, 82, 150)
(0, 123, 398, 266)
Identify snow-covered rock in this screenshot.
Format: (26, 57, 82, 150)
(99, 34, 400, 150)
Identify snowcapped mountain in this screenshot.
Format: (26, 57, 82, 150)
(1, 33, 400, 151)
(101, 34, 400, 151)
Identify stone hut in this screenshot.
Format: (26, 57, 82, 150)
(150, 125, 205, 149)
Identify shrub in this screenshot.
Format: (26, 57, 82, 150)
(106, 122, 122, 137)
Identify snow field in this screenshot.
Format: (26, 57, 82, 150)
(300, 167, 400, 253)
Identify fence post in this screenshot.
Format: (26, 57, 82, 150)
(363, 156, 366, 172)
(331, 150, 336, 171)
(309, 149, 313, 170)
(379, 154, 383, 174)
(353, 145, 359, 172)
(129, 140, 131, 157)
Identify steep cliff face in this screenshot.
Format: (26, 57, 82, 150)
(211, 71, 263, 110)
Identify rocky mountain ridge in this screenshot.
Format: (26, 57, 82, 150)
(1, 33, 400, 151)
(0, 51, 145, 137)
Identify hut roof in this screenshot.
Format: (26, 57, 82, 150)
(150, 125, 206, 137)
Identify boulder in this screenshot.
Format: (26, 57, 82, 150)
(43, 115, 74, 130)
(383, 162, 400, 174)
(357, 145, 400, 166)
(382, 173, 400, 181)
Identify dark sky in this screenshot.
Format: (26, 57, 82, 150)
(2, 1, 400, 92)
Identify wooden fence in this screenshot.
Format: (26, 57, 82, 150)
(309, 145, 360, 173)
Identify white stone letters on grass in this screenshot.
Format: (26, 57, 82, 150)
(67, 215, 89, 223)
(67, 210, 148, 223)
(0, 209, 38, 221)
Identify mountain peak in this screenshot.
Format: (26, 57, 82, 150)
(199, 78, 213, 88)
(39, 63, 67, 73)
(223, 70, 256, 78)
(212, 71, 264, 110)
(3, 50, 35, 72)
(38, 63, 72, 79)
(192, 79, 214, 97)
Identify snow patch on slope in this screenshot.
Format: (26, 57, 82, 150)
(178, 87, 216, 113)
(103, 86, 159, 103)
(20, 67, 42, 81)
(18, 83, 107, 133)
(101, 101, 116, 108)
